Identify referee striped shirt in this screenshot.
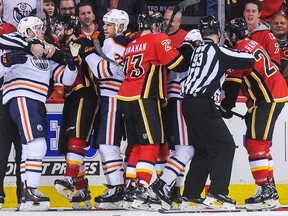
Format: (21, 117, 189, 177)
(182, 38, 255, 101)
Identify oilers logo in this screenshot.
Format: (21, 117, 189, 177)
(30, 57, 50, 71)
(13, 2, 33, 24)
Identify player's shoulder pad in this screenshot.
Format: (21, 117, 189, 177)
(151, 32, 170, 41)
(112, 35, 131, 47)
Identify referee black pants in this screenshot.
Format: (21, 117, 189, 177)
(182, 95, 236, 195)
(0, 92, 22, 203)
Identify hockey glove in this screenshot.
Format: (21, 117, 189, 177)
(69, 41, 81, 57)
(80, 38, 96, 59)
(64, 47, 76, 71)
(220, 99, 233, 119)
(1, 51, 27, 67)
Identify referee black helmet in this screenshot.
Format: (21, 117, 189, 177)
(199, 16, 220, 36)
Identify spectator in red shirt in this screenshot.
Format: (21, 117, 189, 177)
(243, 0, 281, 68)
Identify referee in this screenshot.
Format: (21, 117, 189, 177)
(181, 16, 255, 208)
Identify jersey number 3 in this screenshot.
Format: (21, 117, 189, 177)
(124, 54, 145, 78)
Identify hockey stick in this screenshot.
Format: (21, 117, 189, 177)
(36, 0, 43, 19)
(92, 38, 123, 67)
(164, 0, 200, 34)
(216, 105, 246, 119)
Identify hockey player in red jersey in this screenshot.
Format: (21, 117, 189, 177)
(116, 10, 187, 210)
(53, 15, 99, 209)
(223, 17, 288, 211)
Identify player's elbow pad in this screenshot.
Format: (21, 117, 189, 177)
(62, 68, 77, 86)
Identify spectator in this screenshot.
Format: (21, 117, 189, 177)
(58, 0, 76, 16)
(76, 1, 101, 39)
(43, 0, 58, 27)
(270, 11, 288, 84)
(163, 6, 187, 47)
(243, 0, 281, 68)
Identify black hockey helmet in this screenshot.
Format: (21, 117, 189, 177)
(56, 15, 81, 37)
(225, 17, 248, 40)
(137, 10, 164, 31)
(199, 16, 220, 36)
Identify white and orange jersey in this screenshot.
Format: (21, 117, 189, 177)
(167, 70, 188, 99)
(3, 0, 37, 28)
(85, 35, 131, 97)
(2, 52, 77, 104)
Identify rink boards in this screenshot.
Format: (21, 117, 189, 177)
(3, 100, 288, 208)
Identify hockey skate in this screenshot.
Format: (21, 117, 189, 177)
(270, 184, 281, 209)
(146, 193, 162, 211)
(18, 187, 50, 211)
(94, 185, 124, 209)
(170, 186, 183, 204)
(130, 185, 161, 211)
(0, 196, 3, 210)
(123, 180, 135, 209)
(170, 186, 183, 209)
(54, 178, 74, 201)
(150, 178, 172, 210)
(180, 196, 206, 210)
(130, 185, 149, 209)
(71, 187, 92, 209)
(203, 193, 236, 210)
(245, 184, 276, 211)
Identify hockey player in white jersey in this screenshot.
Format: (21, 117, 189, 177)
(83, 9, 131, 209)
(0, 16, 77, 211)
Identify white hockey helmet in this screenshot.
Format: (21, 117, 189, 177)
(185, 29, 203, 42)
(103, 9, 129, 35)
(18, 16, 45, 38)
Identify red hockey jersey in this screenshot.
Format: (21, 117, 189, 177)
(260, 0, 285, 23)
(168, 28, 187, 49)
(250, 24, 281, 66)
(0, 21, 16, 34)
(117, 32, 183, 101)
(226, 38, 288, 106)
